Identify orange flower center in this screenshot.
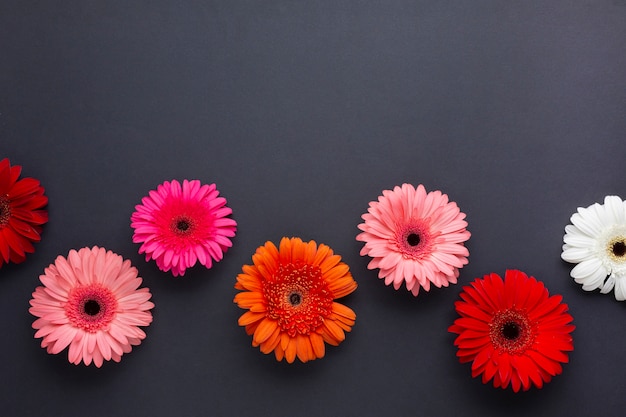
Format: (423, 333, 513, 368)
(65, 284, 118, 333)
(489, 309, 536, 354)
(263, 262, 333, 337)
(0, 195, 10, 228)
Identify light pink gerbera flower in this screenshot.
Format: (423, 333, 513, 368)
(357, 183, 471, 296)
(131, 179, 237, 277)
(29, 246, 154, 367)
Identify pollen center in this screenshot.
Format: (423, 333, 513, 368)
(608, 237, 626, 262)
(288, 292, 302, 306)
(171, 215, 195, 235)
(395, 220, 432, 259)
(406, 233, 420, 247)
(263, 262, 333, 337)
(0, 195, 10, 228)
(65, 284, 118, 333)
(83, 300, 101, 316)
(501, 322, 520, 340)
(489, 309, 535, 354)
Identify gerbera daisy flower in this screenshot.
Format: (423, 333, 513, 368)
(356, 183, 470, 296)
(561, 195, 626, 300)
(449, 270, 575, 392)
(29, 246, 154, 367)
(0, 158, 48, 268)
(131, 179, 237, 277)
(233, 237, 358, 363)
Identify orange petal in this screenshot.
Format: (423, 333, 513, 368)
(322, 320, 345, 345)
(328, 277, 358, 298)
(238, 311, 265, 326)
(332, 302, 356, 321)
(260, 326, 281, 354)
(296, 334, 314, 363)
(253, 318, 277, 345)
(324, 264, 350, 283)
(309, 332, 325, 359)
(285, 338, 297, 363)
(312, 243, 331, 267)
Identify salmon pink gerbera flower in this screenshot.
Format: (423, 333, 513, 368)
(234, 237, 358, 363)
(357, 183, 470, 296)
(29, 247, 154, 367)
(449, 270, 575, 392)
(131, 179, 237, 277)
(0, 158, 48, 268)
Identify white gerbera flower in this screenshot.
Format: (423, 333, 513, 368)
(561, 195, 626, 300)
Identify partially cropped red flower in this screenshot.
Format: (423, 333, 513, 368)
(449, 270, 575, 392)
(0, 158, 48, 267)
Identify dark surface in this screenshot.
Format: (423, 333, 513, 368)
(1, 1, 625, 416)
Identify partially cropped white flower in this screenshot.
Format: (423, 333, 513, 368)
(561, 195, 626, 300)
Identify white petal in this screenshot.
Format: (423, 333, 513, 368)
(572, 205, 605, 237)
(580, 265, 607, 291)
(563, 232, 597, 248)
(600, 275, 615, 294)
(613, 275, 626, 301)
(571, 257, 604, 280)
(604, 196, 626, 225)
(562, 247, 594, 263)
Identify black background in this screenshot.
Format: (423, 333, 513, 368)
(2, 1, 625, 416)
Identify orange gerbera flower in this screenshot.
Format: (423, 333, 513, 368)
(234, 237, 358, 363)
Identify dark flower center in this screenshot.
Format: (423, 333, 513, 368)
(501, 321, 520, 340)
(289, 292, 302, 306)
(264, 263, 334, 337)
(171, 216, 195, 235)
(176, 219, 190, 232)
(612, 241, 626, 258)
(406, 233, 421, 247)
(0, 195, 10, 227)
(490, 309, 535, 354)
(83, 300, 101, 316)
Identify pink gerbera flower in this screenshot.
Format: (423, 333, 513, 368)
(131, 179, 237, 277)
(357, 183, 470, 296)
(29, 246, 154, 367)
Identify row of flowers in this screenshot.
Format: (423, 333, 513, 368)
(3, 157, 624, 392)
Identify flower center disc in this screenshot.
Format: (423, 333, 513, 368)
(65, 284, 118, 333)
(490, 309, 535, 354)
(501, 322, 520, 340)
(608, 237, 626, 262)
(264, 263, 333, 337)
(406, 233, 420, 247)
(289, 292, 302, 306)
(83, 299, 101, 316)
(0, 195, 10, 227)
(395, 221, 433, 259)
(171, 216, 194, 235)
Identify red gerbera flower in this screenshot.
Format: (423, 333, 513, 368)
(449, 270, 575, 392)
(0, 158, 48, 267)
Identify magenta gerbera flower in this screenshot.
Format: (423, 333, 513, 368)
(29, 247, 154, 367)
(131, 179, 237, 277)
(357, 183, 470, 296)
